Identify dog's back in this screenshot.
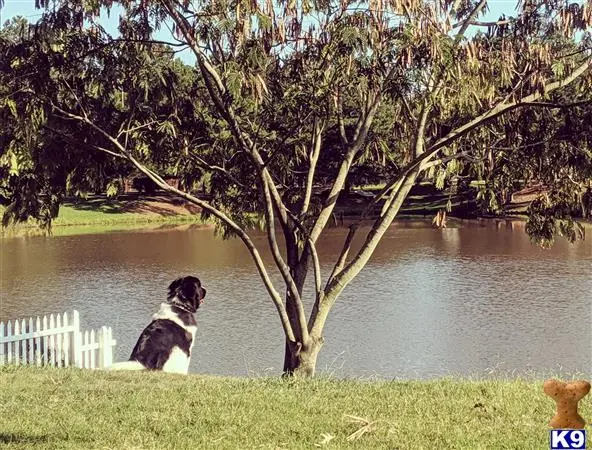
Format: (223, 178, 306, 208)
(129, 317, 195, 372)
(106, 276, 205, 374)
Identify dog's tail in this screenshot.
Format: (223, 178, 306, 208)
(105, 361, 146, 371)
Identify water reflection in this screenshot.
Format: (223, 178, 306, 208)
(1, 220, 590, 378)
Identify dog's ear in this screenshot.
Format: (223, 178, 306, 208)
(167, 278, 184, 300)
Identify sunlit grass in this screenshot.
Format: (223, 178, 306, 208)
(0, 200, 206, 238)
(1, 366, 587, 449)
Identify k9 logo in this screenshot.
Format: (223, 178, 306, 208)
(550, 430, 586, 450)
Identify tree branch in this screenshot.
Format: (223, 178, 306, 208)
(187, 152, 246, 188)
(335, 89, 349, 145)
(310, 52, 592, 337)
(301, 117, 324, 216)
(312, 170, 419, 337)
(260, 179, 310, 343)
(309, 90, 381, 244)
(159, 1, 311, 330)
(452, 19, 515, 28)
(389, 56, 592, 189)
(116, 119, 159, 139)
(454, 0, 488, 43)
(50, 103, 297, 343)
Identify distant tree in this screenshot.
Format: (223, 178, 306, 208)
(2, 1, 591, 376)
(451, 88, 591, 245)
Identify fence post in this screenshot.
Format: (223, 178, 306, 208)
(72, 310, 82, 368)
(98, 326, 113, 369)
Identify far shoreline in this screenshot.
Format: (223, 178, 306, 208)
(1, 193, 589, 239)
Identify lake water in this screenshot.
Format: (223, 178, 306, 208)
(1, 220, 590, 378)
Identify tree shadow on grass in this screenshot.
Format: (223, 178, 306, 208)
(0, 433, 90, 446)
(0, 433, 51, 444)
(65, 198, 131, 214)
(65, 194, 201, 216)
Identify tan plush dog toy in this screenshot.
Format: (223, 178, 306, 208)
(543, 379, 591, 429)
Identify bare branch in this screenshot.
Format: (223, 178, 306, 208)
(312, 170, 419, 337)
(414, 103, 430, 158)
(452, 19, 515, 28)
(309, 90, 382, 244)
(260, 179, 310, 343)
(301, 118, 324, 216)
(44, 125, 127, 160)
(335, 89, 349, 145)
(511, 100, 592, 109)
(160, 0, 226, 95)
(187, 153, 246, 188)
(62, 78, 88, 119)
(283, 207, 323, 303)
(311, 54, 592, 335)
(161, 0, 293, 238)
(454, 0, 488, 42)
(399, 93, 417, 122)
(393, 56, 592, 185)
(117, 120, 159, 139)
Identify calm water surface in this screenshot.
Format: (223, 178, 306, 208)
(1, 220, 590, 378)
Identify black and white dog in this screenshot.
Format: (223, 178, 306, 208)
(108, 276, 206, 374)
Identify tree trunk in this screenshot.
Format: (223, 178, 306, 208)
(282, 336, 323, 377)
(281, 227, 323, 377)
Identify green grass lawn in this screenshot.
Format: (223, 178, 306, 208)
(0, 366, 588, 449)
(0, 197, 206, 238)
(54, 204, 159, 225)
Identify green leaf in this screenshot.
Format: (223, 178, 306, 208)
(6, 98, 18, 118)
(106, 180, 121, 198)
(435, 169, 446, 190)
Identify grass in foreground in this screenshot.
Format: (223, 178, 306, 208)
(1, 366, 588, 449)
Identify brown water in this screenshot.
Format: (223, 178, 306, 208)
(1, 220, 590, 378)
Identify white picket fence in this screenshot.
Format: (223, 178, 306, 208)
(0, 310, 116, 369)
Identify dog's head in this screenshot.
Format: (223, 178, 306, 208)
(167, 276, 206, 313)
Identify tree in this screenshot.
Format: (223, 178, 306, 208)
(2, 1, 592, 376)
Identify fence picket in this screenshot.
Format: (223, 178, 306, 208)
(72, 311, 82, 368)
(0, 322, 4, 365)
(14, 320, 20, 365)
(83, 330, 90, 369)
(89, 330, 96, 369)
(0, 310, 115, 370)
(49, 314, 56, 366)
(35, 316, 42, 366)
(98, 326, 114, 369)
(7, 321, 12, 364)
(42, 315, 48, 365)
(28, 318, 34, 364)
(56, 314, 63, 367)
(20, 320, 26, 364)
(62, 312, 70, 367)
